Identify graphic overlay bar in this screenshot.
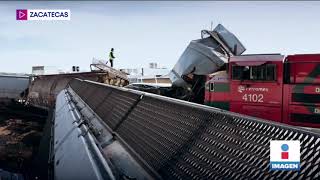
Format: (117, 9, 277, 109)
(16, 9, 70, 21)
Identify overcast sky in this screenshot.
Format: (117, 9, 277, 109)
(1, 1, 320, 73)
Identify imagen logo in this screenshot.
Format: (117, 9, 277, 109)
(270, 140, 300, 171)
(16, 9, 70, 21)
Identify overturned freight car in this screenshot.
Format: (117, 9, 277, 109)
(169, 24, 246, 103)
(28, 66, 129, 108)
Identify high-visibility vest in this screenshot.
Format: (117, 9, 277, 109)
(109, 52, 115, 60)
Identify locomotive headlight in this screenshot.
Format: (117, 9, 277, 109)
(316, 87, 320, 93)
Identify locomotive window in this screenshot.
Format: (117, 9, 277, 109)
(232, 66, 245, 80)
(266, 64, 276, 81)
(232, 64, 276, 81)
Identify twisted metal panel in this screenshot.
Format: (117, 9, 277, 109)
(69, 79, 320, 180)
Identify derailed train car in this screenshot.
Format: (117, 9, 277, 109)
(169, 24, 320, 128)
(169, 24, 246, 103)
(28, 67, 129, 108)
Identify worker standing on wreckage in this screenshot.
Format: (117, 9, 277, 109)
(109, 48, 115, 67)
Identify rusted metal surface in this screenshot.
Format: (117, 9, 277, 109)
(28, 71, 129, 108)
(90, 63, 128, 80)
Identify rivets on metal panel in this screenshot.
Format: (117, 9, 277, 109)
(78, 129, 89, 138)
(77, 120, 85, 128)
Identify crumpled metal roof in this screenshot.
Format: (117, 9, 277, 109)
(169, 24, 246, 87)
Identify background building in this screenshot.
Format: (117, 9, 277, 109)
(121, 63, 171, 84)
(32, 66, 80, 75)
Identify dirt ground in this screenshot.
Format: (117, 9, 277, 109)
(0, 116, 44, 173)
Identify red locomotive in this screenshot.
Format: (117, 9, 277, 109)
(205, 54, 320, 128)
